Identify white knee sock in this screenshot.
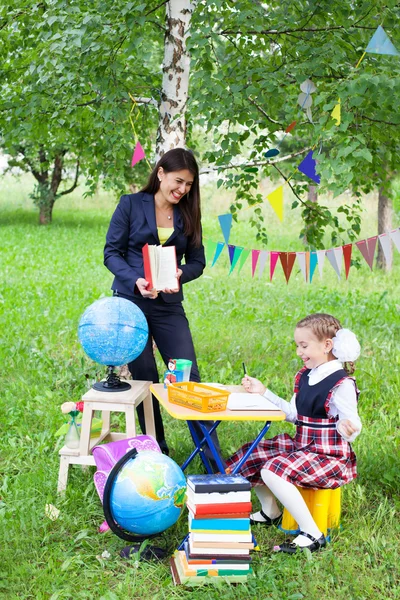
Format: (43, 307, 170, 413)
(261, 468, 322, 547)
(251, 485, 281, 522)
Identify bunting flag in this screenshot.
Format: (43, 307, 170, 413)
(331, 99, 341, 126)
(228, 245, 244, 274)
(237, 248, 251, 274)
(326, 248, 341, 279)
(356, 236, 378, 270)
(365, 25, 400, 56)
(309, 251, 318, 283)
(205, 240, 218, 264)
(343, 243, 353, 279)
(279, 252, 297, 283)
(131, 141, 146, 167)
(378, 233, 393, 269)
(251, 249, 261, 277)
(218, 214, 233, 245)
(258, 250, 269, 278)
(296, 252, 307, 282)
(285, 121, 297, 133)
(297, 150, 321, 184)
(390, 229, 400, 252)
(211, 241, 225, 266)
(267, 186, 284, 221)
(270, 251, 279, 281)
(316, 250, 326, 278)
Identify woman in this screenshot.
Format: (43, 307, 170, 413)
(104, 148, 222, 470)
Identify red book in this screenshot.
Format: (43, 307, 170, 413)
(187, 501, 252, 516)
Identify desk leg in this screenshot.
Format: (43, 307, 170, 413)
(198, 422, 226, 474)
(181, 421, 221, 473)
(231, 422, 271, 475)
(142, 389, 156, 438)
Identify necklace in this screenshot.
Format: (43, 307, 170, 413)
(156, 202, 173, 220)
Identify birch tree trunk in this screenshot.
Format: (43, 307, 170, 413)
(156, 0, 196, 160)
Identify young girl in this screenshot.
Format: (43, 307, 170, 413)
(226, 313, 362, 554)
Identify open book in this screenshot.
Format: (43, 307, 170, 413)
(142, 243, 178, 291)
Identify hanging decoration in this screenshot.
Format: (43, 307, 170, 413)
(218, 214, 233, 245)
(331, 99, 341, 126)
(128, 94, 151, 168)
(131, 141, 146, 167)
(297, 150, 321, 184)
(266, 186, 284, 221)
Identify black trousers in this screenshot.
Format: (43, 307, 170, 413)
(115, 293, 223, 468)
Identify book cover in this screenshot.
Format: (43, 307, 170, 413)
(189, 515, 250, 532)
(191, 531, 252, 543)
(190, 540, 254, 551)
(188, 509, 251, 520)
(184, 542, 252, 565)
(187, 501, 252, 516)
(142, 243, 178, 291)
(171, 553, 250, 586)
(180, 551, 252, 576)
(187, 474, 251, 494)
(187, 488, 251, 505)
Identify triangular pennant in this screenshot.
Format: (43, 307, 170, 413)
(285, 121, 297, 133)
(331, 99, 341, 126)
(218, 214, 233, 245)
(131, 141, 146, 167)
(270, 251, 279, 281)
(205, 240, 218, 265)
(228, 244, 236, 265)
(305, 251, 311, 282)
(297, 150, 320, 184)
(296, 252, 307, 282)
(228, 246, 244, 274)
(333, 246, 343, 274)
(211, 242, 225, 266)
(342, 244, 352, 279)
(378, 233, 393, 269)
(251, 249, 261, 277)
(258, 250, 269, 278)
(390, 228, 400, 252)
(279, 252, 297, 284)
(356, 237, 377, 270)
(365, 25, 400, 56)
(267, 186, 284, 221)
(316, 250, 326, 278)
(309, 251, 318, 283)
(237, 248, 251, 274)
(326, 248, 341, 280)
(367, 236, 378, 267)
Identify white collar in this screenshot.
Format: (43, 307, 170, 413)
(307, 359, 342, 379)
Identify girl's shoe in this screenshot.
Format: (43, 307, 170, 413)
(250, 509, 282, 527)
(274, 531, 326, 554)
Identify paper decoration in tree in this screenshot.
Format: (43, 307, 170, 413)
(211, 241, 225, 266)
(316, 250, 326, 278)
(296, 252, 307, 282)
(343, 243, 352, 279)
(356, 237, 377, 270)
(326, 247, 343, 280)
(258, 250, 269, 278)
(131, 141, 146, 167)
(237, 249, 251, 274)
(228, 245, 243, 274)
(297, 151, 320, 184)
(218, 214, 233, 245)
(331, 99, 341, 126)
(279, 252, 296, 284)
(285, 121, 297, 133)
(390, 228, 400, 252)
(378, 233, 392, 270)
(365, 25, 400, 56)
(270, 251, 279, 281)
(205, 240, 218, 264)
(267, 186, 284, 221)
(298, 79, 317, 123)
(251, 249, 260, 277)
(265, 148, 280, 158)
(309, 252, 318, 283)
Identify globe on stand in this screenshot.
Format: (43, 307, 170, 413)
(78, 297, 148, 392)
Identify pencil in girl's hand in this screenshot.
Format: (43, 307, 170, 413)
(242, 362, 247, 376)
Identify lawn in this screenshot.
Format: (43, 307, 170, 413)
(0, 173, 399, 599)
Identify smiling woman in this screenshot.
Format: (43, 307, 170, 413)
(103, 148, 223, 470)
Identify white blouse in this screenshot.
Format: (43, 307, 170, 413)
(263, 360, 362, 442)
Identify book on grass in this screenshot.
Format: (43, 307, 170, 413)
(190, 539, 254, 551)
(187, 501, 252, 516)
(170, 553, 250, 586)
(189, 514, 250, 532)
(179, 551, 252, 576)
(142, 243, 178, 291)
(191, 531, 252, 543)
(187, 488, 251, 505)
(184, 542, 252, 566)
(187, 474, 251, 494)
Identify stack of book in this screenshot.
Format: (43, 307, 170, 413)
(170, 474, 253, 586)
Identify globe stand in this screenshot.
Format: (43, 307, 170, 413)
(93, 366, 131, 392)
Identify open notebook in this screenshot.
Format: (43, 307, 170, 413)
(227, 393, 278, 411)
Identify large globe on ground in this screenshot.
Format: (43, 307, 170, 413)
(109, 451, 186, 536)
(78, 297, 148, 366)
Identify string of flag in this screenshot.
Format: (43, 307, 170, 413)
(205, 228, 400, 283)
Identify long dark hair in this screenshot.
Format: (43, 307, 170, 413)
(141, 148, 202, 247)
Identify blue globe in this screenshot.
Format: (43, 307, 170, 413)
(78, 297, 148, 366)
(109, 451, 186, 535)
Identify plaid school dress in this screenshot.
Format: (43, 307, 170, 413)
(226, 367, 359, 490)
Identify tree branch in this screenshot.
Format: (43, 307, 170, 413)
(218, 24, 377, 36)
(58, 159, 80, 197)
(200, 148, 310, 174)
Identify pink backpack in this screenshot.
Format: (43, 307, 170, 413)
(92, 435, 161, 532)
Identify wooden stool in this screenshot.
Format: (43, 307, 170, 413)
(57, 379, 154, 493)
(280, 487, 342, 537)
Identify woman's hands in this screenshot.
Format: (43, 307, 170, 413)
(162, 268, 182, 294)
(241, 375, 266, 395)
(136, 269, 182, 298)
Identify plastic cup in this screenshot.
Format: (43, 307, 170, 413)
(173, 359, 192, 381)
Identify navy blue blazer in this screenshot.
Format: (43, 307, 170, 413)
(104, 192, 205, 303)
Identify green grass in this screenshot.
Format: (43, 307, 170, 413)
(0, 173, 399, 599)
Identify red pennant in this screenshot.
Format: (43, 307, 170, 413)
(356, 236, 377, 270)
(270, 251, 279, 281)
(343, 244, 352, 279)
(285, 121, 297, 133)
(251, 249, 260, 277)
(279, 252, 296, 283)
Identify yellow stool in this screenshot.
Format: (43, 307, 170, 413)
(280, 487, 341, 537)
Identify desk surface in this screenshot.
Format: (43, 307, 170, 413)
(150, 383, 285, 422)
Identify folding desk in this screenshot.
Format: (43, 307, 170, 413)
(150, 384, 285, 474)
